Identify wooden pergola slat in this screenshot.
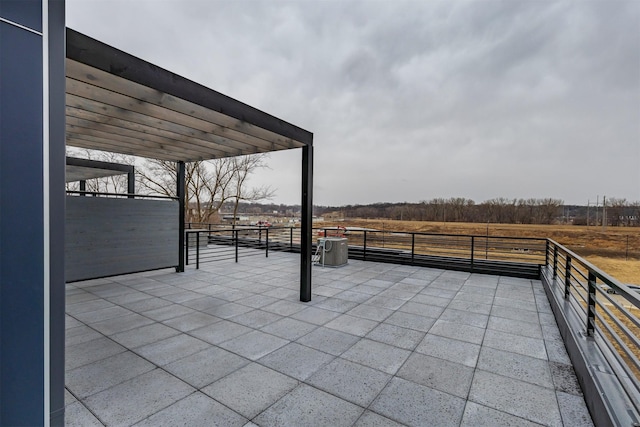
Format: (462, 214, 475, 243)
(67, 59, 301, 155)
(65, 100, 246, 157)
(66, 116, 232, 159)
(66, 78, 280, 159)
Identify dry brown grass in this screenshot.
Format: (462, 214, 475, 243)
(322, 219, 640, 283)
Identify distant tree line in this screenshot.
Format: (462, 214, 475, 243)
(315, 197, 640, 226)
(316, 198, 564, 224)
(198, 197, 640, 227)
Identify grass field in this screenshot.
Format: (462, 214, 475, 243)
(322, 219, 640, 284)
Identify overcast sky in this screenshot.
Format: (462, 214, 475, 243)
(67, 0, 640, 206)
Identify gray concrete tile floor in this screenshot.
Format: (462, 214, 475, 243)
(65, 250, 593, 426)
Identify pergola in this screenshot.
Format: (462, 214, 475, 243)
(65, 28, 315, 301)
(65, 156, 135, 194)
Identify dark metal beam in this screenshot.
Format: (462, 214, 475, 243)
(177, 161, 186, 272)
(66, 156, 134, 184)
(300, 145, 313, 302)
(66, 156, 134, 173)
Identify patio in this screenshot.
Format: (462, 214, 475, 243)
(64, 250, 593, 426)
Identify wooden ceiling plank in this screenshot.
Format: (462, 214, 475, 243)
(66, 134, 179, 161)
(67, 59, 305, 150)
(66, 77, 292, 152)
(68, 123, 171, 150)
(65, 101, 246, 157)
(66, 81, 263, 152)
(67, 130, 270, 162)
(66, 115, 232, 159)
(66, 127, 270, 162)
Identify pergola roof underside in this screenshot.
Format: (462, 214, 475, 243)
(65, 164, 128, 183)
(65, 59, 306, 162)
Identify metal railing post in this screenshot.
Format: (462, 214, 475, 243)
(545, 240, 550, 266)
(485, 236, 488, 259)
(185, 232, 190, 266)
(564, 256, 571, 299)
(290, 227, 293, 251)
(587, 271, 597, 336)
(553, 246, 558, 278)
(411, 233, 415, 265)
(266, 228, 269, 258)
(235, 229, 239, 263)
(196, 232, 200, 269)
(363, 231, 367, 261)
(470, 236, 475, 273)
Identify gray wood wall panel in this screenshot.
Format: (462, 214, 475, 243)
(65, 196, 179, 282)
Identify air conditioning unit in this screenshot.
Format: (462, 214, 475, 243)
(317, 237, 348, 267)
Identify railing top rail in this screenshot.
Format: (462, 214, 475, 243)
(314, 226, 548, 242)
(186, 223, 293, 229)
(67, 190, 178, 200)
(548, 238, 640, 307)
(187, 227, 274, 233)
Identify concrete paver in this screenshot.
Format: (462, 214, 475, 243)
(64, 250, 593, 426)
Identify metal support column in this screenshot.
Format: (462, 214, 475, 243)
(300, 145, 313, 302)
(49, 2, 67, 423)
(177, 161, 186, 272)
(127, 166, 135, 198)
(470, 236, 475, 273)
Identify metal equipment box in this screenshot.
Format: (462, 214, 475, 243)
(317, 237, 348, 267)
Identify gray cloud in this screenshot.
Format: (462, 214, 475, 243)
(67, 0, 640, 205)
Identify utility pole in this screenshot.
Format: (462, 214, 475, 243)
(596, 195, 599, 226)
(587, 200, 590, 226)
(602, 195, 607, 231)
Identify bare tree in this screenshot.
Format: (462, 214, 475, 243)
(138, 154, 272, 225)
(138, 159, 237, 224)
(137, 159, 178, 198)
(229, 154, 275, 225)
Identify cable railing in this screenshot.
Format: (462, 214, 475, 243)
(185, 227, 273, 267)
(544, 239, 640, 413)
(66, 190, 178, 200)
(184, 224, 547, 278)
(313, 227, 546, 277)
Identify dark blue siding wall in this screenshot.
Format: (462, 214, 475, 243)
(0, 1, 66, 425)
(0, 0, 42, 32)
(0, 16, 45, 427)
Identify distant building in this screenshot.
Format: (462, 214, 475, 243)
(324, 211, 345, 221)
